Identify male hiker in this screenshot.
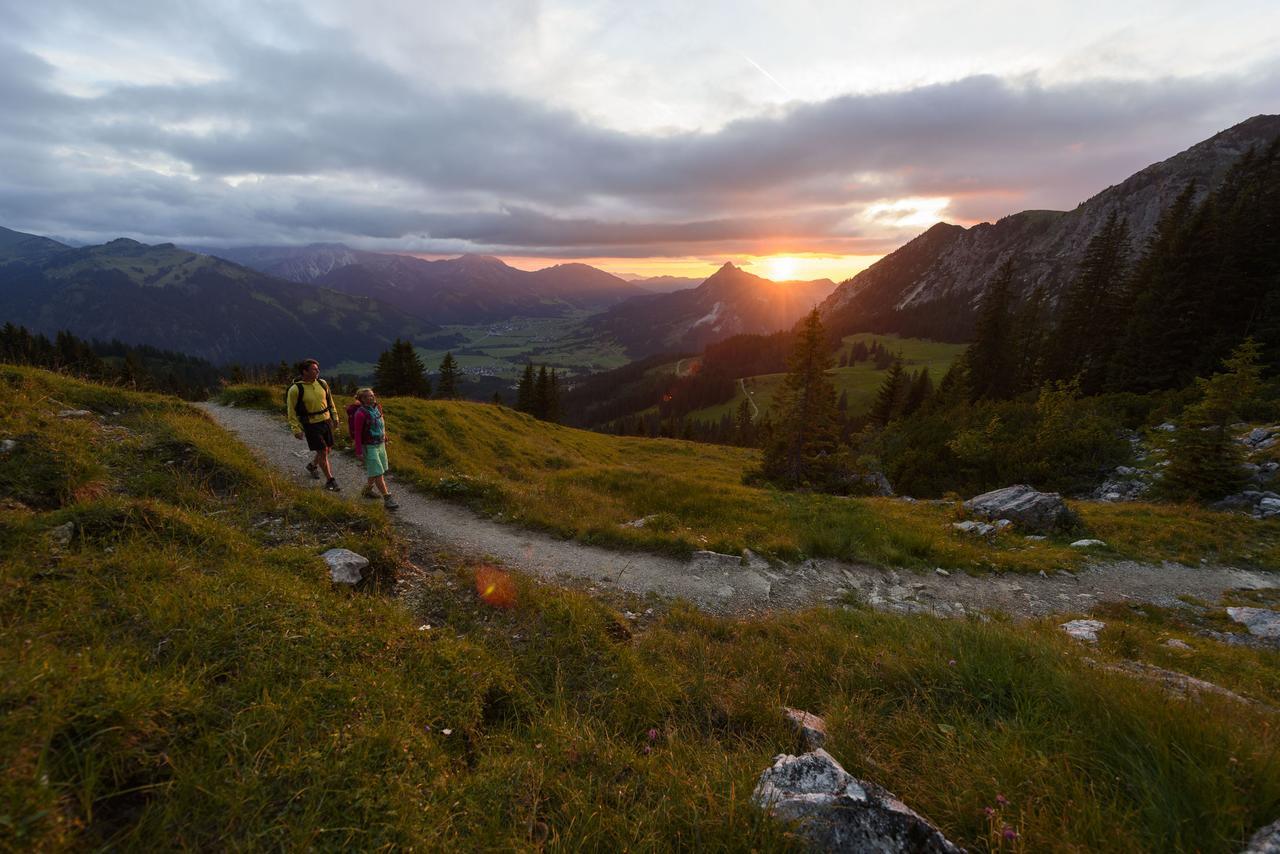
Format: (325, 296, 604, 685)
(286, 358, 341, 491)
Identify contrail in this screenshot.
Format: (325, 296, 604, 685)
(739, 51, 792, 97)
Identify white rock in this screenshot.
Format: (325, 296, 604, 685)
(0, 438, 15, 454)
(57, 409, 93, 418)
(1155, 422, 1177, 432)
(752, 749, 962, 853)
(952, 520, 994, 536)
(622, 514, 658, 528)
(49, 521, 75, 547)
(322, 548, 369, 585)
(1061, 619, 1105, 643)
(782, 707, 828, 751)
(1243, 818, 1280, 854)
(1163, 638, 1193, 650)
(1227, 607, 1280, 640)
(934, 568, 950, 577)
(1070, 539, 1107, 548)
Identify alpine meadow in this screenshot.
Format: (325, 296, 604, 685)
(4, 3, 1280, 851)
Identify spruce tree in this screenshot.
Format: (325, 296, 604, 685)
(966, 259, 1016, 401)
(374, 339, 430, 397)
(902, 367, 933, 417)
(1162, 338, 1262, 501)
(533, 366, 550, 419)
(547, 369, 561, 422)
(516, 364, 535, 413)
(869, 359, 905, 426)
(760, 309, 844, 488)
(735, 397, 755, 446)
(1048, 211, 1130, 392)
(437, 352, 460, 399)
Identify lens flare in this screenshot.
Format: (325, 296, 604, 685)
(474, 565, 516, 609)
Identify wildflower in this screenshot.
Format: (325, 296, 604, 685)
(996, 793, 1009, 806)
(647, 728, 659, 741)
(948, 659, 956, 666)
(983, 806, 995, 818)
(1002, 825, 1018, 841)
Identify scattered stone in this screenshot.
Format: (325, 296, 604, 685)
(57, 409, 93, 418)
(0, 438, 15, 454)
(1024, 534, 1046, 542)
(49, 521, 75, 547)
(934, 568, 950, 577)
(622, 514, 659, 529)
(992, 518, 1014, 532)
(322, 548, 369, 585)
(752, 749, 961, 853)
(1061, 619, 1105, 643)
(1155, 422, 1177, 432)
(1227, 607, 1280, 641)
(1070, 539, 1107, 549)
(782, 707, 828, 751)
(1163, 638, 1193, 650)
(952, 520, 994, 537)
(1243, 818, 1280, 854)
(963, 484, 1076, 533)
(1241, 426, 1280, 449)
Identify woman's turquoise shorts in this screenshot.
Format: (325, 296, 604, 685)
(364, 443, 389, 477)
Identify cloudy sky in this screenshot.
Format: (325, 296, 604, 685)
(3, 0, 1278, 279)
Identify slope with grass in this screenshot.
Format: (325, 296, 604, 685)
(5, 365, 1280, 851)
(683, 333, 966, 424)
(221, 383, 1280, 574)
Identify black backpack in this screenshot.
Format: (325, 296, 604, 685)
(286, 377, 332, 424)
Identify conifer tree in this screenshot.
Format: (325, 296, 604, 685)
(837, 389, 849, 414)
(760, 309, 843, 488)
(869, 359, 905, 426)
(735, 397, 755, 446)
(436, 352, 460, 399)
(1162, 338, 1262, 501)
(516, 364, 535, 413)
(902, 367, 933, 417)
(966, 259, 1016, 401)
(547, 369, 561, 422)
(533, 366, 550, 419)
(1011, 286, 1049, 394)
(374, 339, 431, 397)
(1048, 211, 1130, 392)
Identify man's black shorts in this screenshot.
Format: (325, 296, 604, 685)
(303, 420, 335, 451)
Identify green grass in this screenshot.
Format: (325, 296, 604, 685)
(333, 313, 630, 381)
(220, 384, 1280, 573)
(4, 366, 1280, 850)
(686, 333, 966, 423)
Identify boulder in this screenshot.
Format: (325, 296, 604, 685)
(782, 707, 828, 751)
(49, 521, 75, 548)
(952, 520, 994, 537)
(752, 749, 961, 853)
(0, 438, 15, 454)
(57, 409, 93, 418)
(322, 548, 369, 585)
(1070, 539, 1107, 549)
(963, 485, 1075, 533)
(1227, 607, 1280, 641)
(1061, 619, 1105, 643)
(1244, 818, 1280, 854)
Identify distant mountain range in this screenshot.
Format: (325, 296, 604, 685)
(624, 275, 704, 293)
(209, 245, 650, 324)
(0, 229, 435, 364)
(820, 114, 1280, 340)
(587, 262, 837, 357)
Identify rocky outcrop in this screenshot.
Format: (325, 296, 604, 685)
(1212, 491, 1280, 519)
(963, 485, 1076, 533)
(752, 748, 962, 853)
(1227, 607, 1280, 642)
(782, 707, 828, 751)
(1244, 818, 1280, 853)
(1060, 619, 1105, 643)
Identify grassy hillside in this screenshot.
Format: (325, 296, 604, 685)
(223, 384, 1280, 573)
(3, 366, 1279, 850)
(685, 333, 966, 423)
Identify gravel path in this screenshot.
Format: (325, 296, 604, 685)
(198, 402, 1279, 618)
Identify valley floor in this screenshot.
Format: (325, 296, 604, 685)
(200, 402, 1280, 619)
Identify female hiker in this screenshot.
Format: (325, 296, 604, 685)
(350, 387, 400, 510)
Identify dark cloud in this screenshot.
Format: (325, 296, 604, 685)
(0, 24, 1277, 256)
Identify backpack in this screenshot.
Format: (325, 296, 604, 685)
(345, 401, 384, 443)
(286, 378, 332, 424)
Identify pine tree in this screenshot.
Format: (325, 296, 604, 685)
(735, 397, 755, 446)
(760, 309, 844, 488)
(1162, 339, 1262, 501)
(966, 259, 1016, 401)
(547, 369, 561, 422)
(437, 352, 460, 399)
(838, 351, 849, 368)
(1011, 286, 1049, 394)
(374, 339, 430, 397)
(533, 366, 550, 419)
(516, 364, 535, 413)
(869, 359, 905, 426)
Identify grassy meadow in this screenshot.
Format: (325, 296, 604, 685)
(685, 333, 967, 423)
(4, 366, 1280, 851)
(220, 384, 1280, 573)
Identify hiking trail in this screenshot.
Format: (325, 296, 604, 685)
(198, 402, 1279, 618)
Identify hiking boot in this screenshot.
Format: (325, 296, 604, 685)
(324, 478, 341, 492)
(306, 461, 320, 480)
(383, 494, 400, 511)
(361, 486, 378, 500)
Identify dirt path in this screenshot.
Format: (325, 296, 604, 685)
(739, 378, 760, 421)
(197, 402, 1279, 618)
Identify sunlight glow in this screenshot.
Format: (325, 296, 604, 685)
(862, 197, 952, 229)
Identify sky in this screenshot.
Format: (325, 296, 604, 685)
(2, 1, 1278, 281)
